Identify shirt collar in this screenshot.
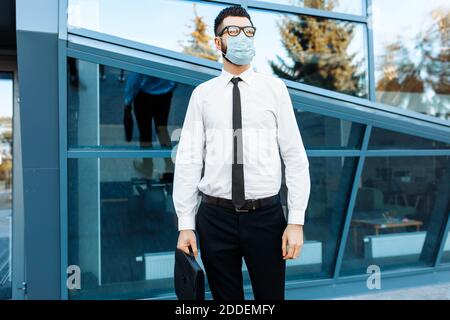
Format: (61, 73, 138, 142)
(220, 66, 255, 87)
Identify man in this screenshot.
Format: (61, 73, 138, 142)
(173, 6, 310, 300)
(124, 72, 176, 179)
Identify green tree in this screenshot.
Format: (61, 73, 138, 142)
(270, 0, 366, 97)
(179, 3, 219, 61)
(420, 9, 449, 117)
(376, 7, 449, 118)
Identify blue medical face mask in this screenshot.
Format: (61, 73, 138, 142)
(221, 32, 256, 66)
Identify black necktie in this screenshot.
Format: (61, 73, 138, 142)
(230, 77, 245, 209)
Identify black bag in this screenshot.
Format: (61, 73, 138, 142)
(174, 247, 205, 300)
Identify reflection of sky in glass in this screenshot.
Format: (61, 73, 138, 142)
(68, 0, 225, 53)
(256, 0, 364, 15)
(68, 0, 446, 99)
(68, 0, 366, 78)
(372, 0, 450, 80)
(0, 77, 13, 118)
(249, 9, 289, 74)
(67, 0, 296, 74)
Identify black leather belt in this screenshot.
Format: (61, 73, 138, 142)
(201, 192, 280, 212)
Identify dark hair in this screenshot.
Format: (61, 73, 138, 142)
(214, 5, 253, 36)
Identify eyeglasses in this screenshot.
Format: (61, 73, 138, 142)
(218, 25, 256, 38)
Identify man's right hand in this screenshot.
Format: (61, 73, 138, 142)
(177, 230, 198, 258)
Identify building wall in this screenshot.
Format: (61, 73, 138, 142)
(16, 0, 61, 299)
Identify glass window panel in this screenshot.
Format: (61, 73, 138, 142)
(68, 58, 194, 150)
(68, 1, 369, 98)
(280, 157, 358, 280)
(0, 73, 13, 300)
(68, 157, 179, 299)
(256, 0, 365, 16)
(368, 127, 450, 150)
(340, 156, 450, 276)
(68, 58, 364, 150)
(296, 111, 365, 149)
(440, 230, 450, 264)
(249, 8, 369, 97)
(68, 0, 225, 62)
(373, 0, 450, 122)
(68, 156, 358, 299)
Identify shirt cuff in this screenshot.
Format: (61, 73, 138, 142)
(178, 214, 196, 231)
(287, 209, 306, 226)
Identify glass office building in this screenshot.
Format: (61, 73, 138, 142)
(4, 0, 450, 299)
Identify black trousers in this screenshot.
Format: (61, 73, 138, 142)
(195, 195, 287, 300)
(133, 89, 173, 148)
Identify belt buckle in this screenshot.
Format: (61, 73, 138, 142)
(235, 199, 256, 212)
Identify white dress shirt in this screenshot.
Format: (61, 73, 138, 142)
(173, 66, 311, 231)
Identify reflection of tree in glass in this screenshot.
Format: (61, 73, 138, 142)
(376, 42, 424, 109)
(0, 123, 12, 190)
(421, 9, 449, 116)
(376, 8, 449, 118)
(270, 0, 366, 97)
(179, 3, 219, 61)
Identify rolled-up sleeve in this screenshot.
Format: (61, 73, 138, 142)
(173, 87, 205, 231)
(276, 80, 311, 225)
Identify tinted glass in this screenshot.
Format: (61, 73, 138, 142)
(340, 156, 450, 275)
(280, 156, 358, 280)
(249, 8, 369, 97)
(296, 111, 365, 149)
(68, 0, 225, 62)
(68, 58, 193, 149)
(0, 73, 13, 300)
(368, 127, 450, 150)
(68, 0, 369, 98)
(440, 230, 450, 264)
(373, 0, 450, 122)
(68, 157, 178, 299)
(256, 0, 365, 15)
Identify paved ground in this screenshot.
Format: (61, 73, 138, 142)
(333, 282, 450, 300)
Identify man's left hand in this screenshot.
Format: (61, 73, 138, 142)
(282, 224, 304, 260)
